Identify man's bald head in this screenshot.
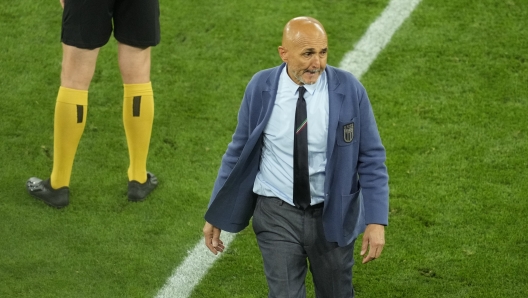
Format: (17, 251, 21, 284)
(282, 17, 327, 48)
(278, 17, 328, 85)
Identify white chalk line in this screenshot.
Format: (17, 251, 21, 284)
(155, 0, 422, 297)
(154, 232, 236, 298)
(339, 0, 422, 79)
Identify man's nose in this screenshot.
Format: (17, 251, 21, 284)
(311, 55, 321, 69)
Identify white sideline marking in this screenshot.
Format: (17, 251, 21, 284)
(339, 0, 422, 79)
(155, 232, 236, 298)
(155, 0, 421, 297)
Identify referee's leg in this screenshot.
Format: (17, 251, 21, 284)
(118, 44, 155, 185)
(50, 45, 99, 189)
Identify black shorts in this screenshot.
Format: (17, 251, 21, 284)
(61, 0, 160, 49)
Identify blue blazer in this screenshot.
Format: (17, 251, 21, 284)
(205, 63, 389, 246)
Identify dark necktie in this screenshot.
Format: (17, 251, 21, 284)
(293, 86, 311, 209)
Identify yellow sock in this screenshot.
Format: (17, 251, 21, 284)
(50, 87, 88, 188)
(123, 82, 154, 183)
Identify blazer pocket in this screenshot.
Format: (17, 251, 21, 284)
(342, 190, 362, 237)
(336, 118, 357, 146)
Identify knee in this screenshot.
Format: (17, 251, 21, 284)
(118, 44, 152, 84)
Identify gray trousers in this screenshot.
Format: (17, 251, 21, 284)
(252, 196, 355, 298)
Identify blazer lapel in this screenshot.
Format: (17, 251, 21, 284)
(254, 64, 284, 133)
(326, 66, 345, 162)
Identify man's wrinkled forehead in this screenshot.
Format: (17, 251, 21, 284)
(288, 32, 328, 52)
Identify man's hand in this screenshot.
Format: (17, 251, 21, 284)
(60, 0, 65, 9)
(203, 221, 225, 255)
(360, 224, 385, 264)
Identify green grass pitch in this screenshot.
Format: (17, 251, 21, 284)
(0, 0, 527, 297)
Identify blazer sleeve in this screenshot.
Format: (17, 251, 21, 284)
(357, 87, 389, 225)
(208, 89, 253, 206)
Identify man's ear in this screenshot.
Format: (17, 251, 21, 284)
(278, 46, 288, 63)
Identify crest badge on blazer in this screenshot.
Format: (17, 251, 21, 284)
(344, 122, 354, 143)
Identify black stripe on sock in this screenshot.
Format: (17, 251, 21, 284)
(76, 105, 84, 123)
(133, 96, 142, 117)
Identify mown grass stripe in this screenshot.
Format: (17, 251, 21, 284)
(155, 0, 422, 297)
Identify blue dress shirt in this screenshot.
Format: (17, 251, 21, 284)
(253, 66, 329, 206)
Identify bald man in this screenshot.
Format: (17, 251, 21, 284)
(203, 17, 388, 297)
